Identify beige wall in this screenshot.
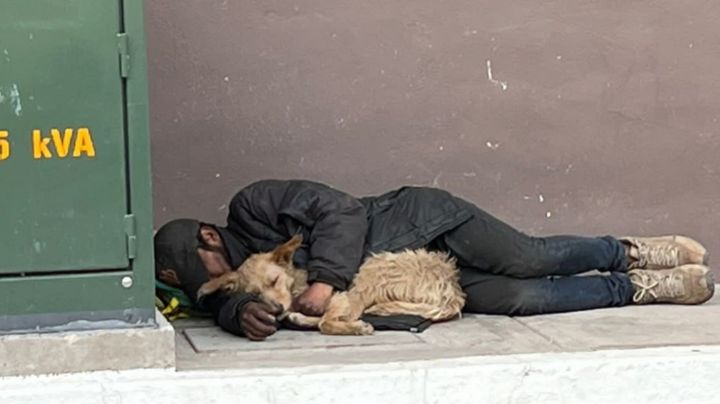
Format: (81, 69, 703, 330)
(146, 1, 720, 261)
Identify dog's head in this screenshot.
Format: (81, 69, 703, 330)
(196, 235, 302, 312)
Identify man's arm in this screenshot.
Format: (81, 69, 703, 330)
(296, 194, 368, 290)
(229, 180, 368, 290)
(279, 183, 369, 315)
(228, 180, 368, 316)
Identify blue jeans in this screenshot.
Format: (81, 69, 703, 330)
(430, 201, 634, 315)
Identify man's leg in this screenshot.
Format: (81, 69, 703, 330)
(432, 200, 627, 278)
(460, 269, 634, 315)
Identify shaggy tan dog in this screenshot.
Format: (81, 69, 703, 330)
(197, 235, 465, 335)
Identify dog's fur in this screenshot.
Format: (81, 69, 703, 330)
(197, 235, 465, 335)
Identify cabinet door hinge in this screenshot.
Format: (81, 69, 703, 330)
(117, 33, 130, 78)
(124, 213, 137, 259)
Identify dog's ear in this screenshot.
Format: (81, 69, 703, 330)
(196, 274, 241, 302)
(271, 234, 303, 267)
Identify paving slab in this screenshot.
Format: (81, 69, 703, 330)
(184, 326, 424, 352)
(173, 314, 560, 370)
(516, 297, 720, 351)
(415, 314, 559, 352)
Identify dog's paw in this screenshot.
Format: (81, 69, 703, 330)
(282, 312, 320, 330)
(357, 321, 374, 335)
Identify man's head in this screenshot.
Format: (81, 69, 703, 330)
(154, 218, 233, 301)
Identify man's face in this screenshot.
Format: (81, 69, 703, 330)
(197, 225, 232, 278)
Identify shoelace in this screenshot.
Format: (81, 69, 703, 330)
(630, 271, 682, 303)
(635, 241, 679, 268)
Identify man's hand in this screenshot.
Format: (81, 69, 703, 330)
(292, 282, 334, 316)
(239, 301, 281, 341)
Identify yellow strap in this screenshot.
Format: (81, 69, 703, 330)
(159, 297, 191, 321)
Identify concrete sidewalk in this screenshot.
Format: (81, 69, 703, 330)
(174, 294, 720, 371)
(2, 295, 720, 404)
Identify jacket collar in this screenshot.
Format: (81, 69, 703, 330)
(215, 226, 251, 268)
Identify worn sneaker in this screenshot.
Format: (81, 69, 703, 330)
(629, 265, 715, 305)
(620, 235, 709, 270)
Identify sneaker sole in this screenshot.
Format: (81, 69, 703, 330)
(676, 264, 715, 305)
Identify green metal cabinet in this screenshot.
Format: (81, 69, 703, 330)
(0, 1, 155, 332)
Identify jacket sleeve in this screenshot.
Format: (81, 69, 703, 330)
(229, 180, 368, 291)
(295, 190, 368, 290)
(200, 292, 257, 337)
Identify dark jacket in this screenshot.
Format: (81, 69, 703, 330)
(206, 179, 473, 336)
